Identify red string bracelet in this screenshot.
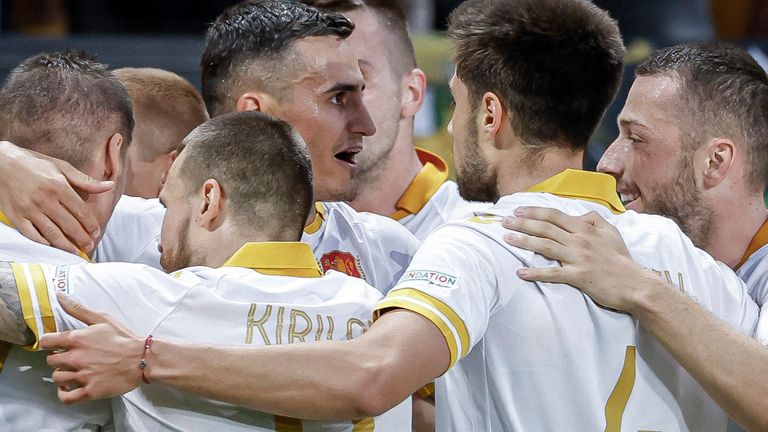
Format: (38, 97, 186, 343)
(138, 335, 153, 384)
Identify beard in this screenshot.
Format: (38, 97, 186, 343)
(160, 214, 197, 272)
(456, 116, 499, 202)
(644, 153, 714, 248)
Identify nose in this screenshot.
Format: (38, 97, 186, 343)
(352, 99, 376, 137)
(596, 138, 628, 180)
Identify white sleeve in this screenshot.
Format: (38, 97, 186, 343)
(11, 262, 196, 348)
(95, 195, 165, 269)
(755, 305, 768, 345)
(373, 224, 520, 369)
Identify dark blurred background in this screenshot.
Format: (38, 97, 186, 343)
(1, 0, 767, 173)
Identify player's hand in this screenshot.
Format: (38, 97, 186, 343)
(0, 141, 113, 255)
(502, 206, 657, 313)
(40, 293, 144, 403)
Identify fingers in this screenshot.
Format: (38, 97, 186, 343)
(504, 230, 573, 263)
(578, 210, 614, 231)
(26, 212, 81, 255)
(503, 215, 571, 247)
(58, 385, 93, 405)
(40, 332, 72, 352)
(56, 292, 109, 325)
(39, 198, 96, 253)
(516, 266, 570, 284)
(55, 159, 115, 194)
(14, 218, 51, 246)
(512, 206, 589, 234)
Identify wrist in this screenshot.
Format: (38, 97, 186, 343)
(625, 269, 669, 317)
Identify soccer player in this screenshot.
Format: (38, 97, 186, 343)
(500, 42, 768, 431)
(303, 0, 488, 240)
(0, 111, 411, 431)
(0, 50, 134, 431)
(0, 0, 420, 293)
(115, 67, 209, 199)
(38, 1, 758, 431)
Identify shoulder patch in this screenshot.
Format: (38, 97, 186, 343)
(401, 269, 459, 289)
(53, 266, 71, 295)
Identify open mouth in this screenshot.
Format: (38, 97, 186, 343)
(334, 149, 360, 166)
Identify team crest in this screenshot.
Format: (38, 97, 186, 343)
(320, 250, 363, 279)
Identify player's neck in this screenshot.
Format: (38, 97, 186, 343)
(497, 148, 583, 197)
(705, 192, 768, 269)
(347, 134, 422, 216)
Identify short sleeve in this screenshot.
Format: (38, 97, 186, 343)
(12, 262, 197, 349)
(373, 224, 522, 369)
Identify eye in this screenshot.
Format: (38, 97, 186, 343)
(331, 92, 346, 106)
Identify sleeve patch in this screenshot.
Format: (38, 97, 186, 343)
(401, 270, 459, 289)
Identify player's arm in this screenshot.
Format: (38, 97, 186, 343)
(0, 140, 112, 255)
(0, 262, 35, 345)
(502, 206, 768, 432)
(43, 297, 449, 421)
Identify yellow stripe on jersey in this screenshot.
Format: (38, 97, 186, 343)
(29, 264, 55, 336)
(11, 263, 57, 350)
(416, 382, 435, 398)
(374, 288, 470, 369)
(11, 263, 40, 348)
(604, 346, 636, 432)
(274, 415, 303, 431)
(352, 417, 375, 431)
(303, 202, 326, 235)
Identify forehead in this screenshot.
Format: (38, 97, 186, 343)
(290, 37, 363, 90)
(343, 9, 394, 68)
(623, 75, 683, 118)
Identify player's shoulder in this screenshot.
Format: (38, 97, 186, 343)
(430, 180, 491, 220)
(0, 224, 86, 264)
(323, 201, 419, 245)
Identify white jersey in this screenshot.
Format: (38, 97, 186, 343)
(0, 217, 112, 431)
(100, 197, 418, 293)
(94, 195, 164, 269)
(735, 223, 768, 344)
(14, 242, 411, 431)
(375, 170, 758, 432)
(304, 202, 419, 294)
(390, 148, 489, 241)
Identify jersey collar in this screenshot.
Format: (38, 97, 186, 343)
(0, 211, 91, 261)
(736, 219, 768, 270)
(303, 202, 326, 235)
(222, 242, 323, 278)
(525, 169, 626, 214)
(390, 148, 449, 221)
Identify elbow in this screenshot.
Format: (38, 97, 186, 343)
(347, 356, 402, 418)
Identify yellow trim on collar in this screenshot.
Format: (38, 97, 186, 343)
(737, 219, 768, 270)
(222, 242, 323, 278)
(390, 148, 449, 221)
(526, 169, 626, 214)
(303, 202, 326, 235)
(0, 211, 91, 261)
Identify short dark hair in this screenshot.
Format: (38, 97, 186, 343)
(201, 0, 354, 117)
(178, 111, 314, 239)
(301, 0, 416, 77)
(637, 42, 768, 192)
(448, 0, 625, 152)
(0, 50, 134, 169)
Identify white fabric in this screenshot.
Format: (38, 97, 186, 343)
(736, 243, 768, 344)
(385, 192, 758, 432)
(0, 223, 112, 431)
(17, 261, 411, 431)
(94, 195, 164, 269)
(397, 181, 490, 241)
(301, 202, 419, 294)
(98, 198, 419, 294)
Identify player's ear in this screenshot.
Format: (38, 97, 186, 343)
(400, 68, 427, 118)
(197, 179, 224, 231)
(480, 92, 508, 150)
(236, 92, 277, 114)
(103, 133, 124, 181)
(702, 138, 735, 189)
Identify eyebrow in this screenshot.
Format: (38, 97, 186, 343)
(618, 116, 648, 129)
(324, 83, 362, 94)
